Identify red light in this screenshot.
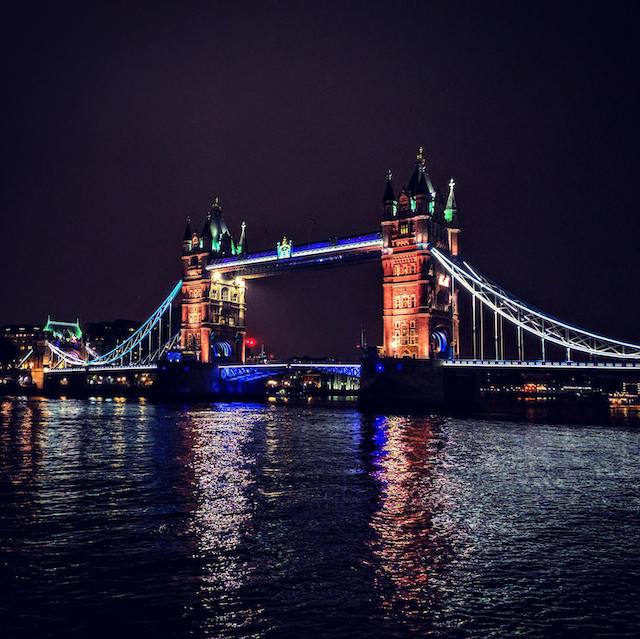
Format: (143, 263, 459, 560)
(246, 337, 257, 348)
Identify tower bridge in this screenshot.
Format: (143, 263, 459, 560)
(23, 147, 640, 403)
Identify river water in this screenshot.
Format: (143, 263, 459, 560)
(1, 397, 639, 638)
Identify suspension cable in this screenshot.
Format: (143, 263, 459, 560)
(431, 247, 640, 360)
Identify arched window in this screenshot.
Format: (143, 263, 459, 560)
(221, 287, 230, 301)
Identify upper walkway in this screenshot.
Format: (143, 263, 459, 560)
(207, 232, 383, 278)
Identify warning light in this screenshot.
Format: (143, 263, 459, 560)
(245, 337, 257, 348)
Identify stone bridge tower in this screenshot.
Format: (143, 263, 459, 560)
(381, 148, 461, 359)
(180, 199, 247, 363)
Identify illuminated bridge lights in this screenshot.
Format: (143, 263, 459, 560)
(43, 221, 640, 375)
(46, 364, 158, 374)
(443, 360, 640, 370)
(207, 232, 383, 273)
(219, 363, 362, 381)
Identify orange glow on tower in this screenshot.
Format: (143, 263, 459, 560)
(381, 151, 460, 359)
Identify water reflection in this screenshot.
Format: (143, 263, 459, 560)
(182, 404, 261, 637)
(2, 398, 640, 638)
(367, 415, 451, 625)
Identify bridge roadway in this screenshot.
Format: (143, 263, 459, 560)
(45, 359, 640, 379)
(442, 360, 640, 371)
(220, 359, 640, 381)
(46, 364, 158, 375)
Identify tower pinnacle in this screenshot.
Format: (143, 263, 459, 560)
(382, 169, 396, 202)
(183, 216, 192, 241)
(444, 178, 458, 223)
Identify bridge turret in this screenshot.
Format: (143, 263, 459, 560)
(201, 207, 214, 251)
(407, 149, 421, 194)
(382, 170, 397, 219)
(181, 217, 192, 253)
(237, 221, 247, 257)
(180, 198, 247, 364)
(444, 178, 461, 257)
(444, 178, 458, 225)
(381, 148, 461, 360)
(406, 147, 435, 215)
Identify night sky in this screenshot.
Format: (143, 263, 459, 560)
(2, 2, 639, 359)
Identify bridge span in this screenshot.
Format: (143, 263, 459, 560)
(14, 148, 640, 407)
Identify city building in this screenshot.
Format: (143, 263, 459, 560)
(85, 319, 140, 356)
(1, 324, 42, 363)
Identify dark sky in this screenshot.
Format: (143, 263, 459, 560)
(2, 2, 639, 359)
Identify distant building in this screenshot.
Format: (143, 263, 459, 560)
(1, 318, 83, 384)
(1, 324, 42, 359)
(42, 317, 83, 342)
(85, 319, 140, 356)
(1, 317, 140, 371)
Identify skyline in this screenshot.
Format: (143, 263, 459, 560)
(2, 3, 639, 359)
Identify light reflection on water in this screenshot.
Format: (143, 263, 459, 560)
(1, 397, 640, 638)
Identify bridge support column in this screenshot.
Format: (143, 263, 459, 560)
(200, 328, 210, 363)
(31, 368, 45, 391)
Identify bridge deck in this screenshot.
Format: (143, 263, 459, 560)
(45, 364, 159, 374)
(443, 359, 640, 370)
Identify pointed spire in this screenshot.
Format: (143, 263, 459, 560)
(201, 213, 212, 238)
(444, 178, 458, 223)
(415, 165, 430, 196)
(407, 146, 426, 194)
(183, 216, 192, 241)
(237, 221, 247, 255)
(201, 198, 216, 238)
(382, 169, 396, 202)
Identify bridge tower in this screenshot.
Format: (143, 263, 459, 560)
(180, 199, 247, 363)
(381, 148, 461, 359)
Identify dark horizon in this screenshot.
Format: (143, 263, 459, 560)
(2, 2, 639, 359)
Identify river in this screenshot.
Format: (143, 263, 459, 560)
(1, 397, 639, 638)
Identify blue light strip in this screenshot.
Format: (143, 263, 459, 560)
(207, 233, 382, 271)
(219, 362, 361, 380)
